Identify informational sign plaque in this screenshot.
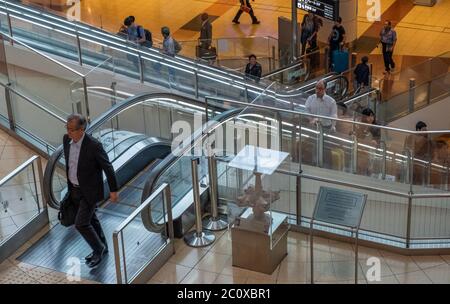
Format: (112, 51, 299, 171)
(297, 0, 339, 21)
(313, 186, 367, 228)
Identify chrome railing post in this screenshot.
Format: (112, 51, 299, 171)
(31, 161, 40, 213)
(272, 45, 276, 70)
(445, 164, 449, 191)
(316, 122, 324, 168)
(426, 160, 432, 187)
(138, 51, 144, 83)
(6, 12, 13, 45)
(163, 185, 175, 249)
(82, 77, 90, 123)
(36, 156, 46, 209)
(194, 70, 199, 99)
(113, 232, 122, 284)
(120, 231, 128, 283)
(408, 78, 416, 113)
(204, 155, 227, 231)
(351, 134, 358, 174)
(76, 32, 83, 66)
(5, 84, 15, 131)
(184, 158, 215, 247)
(296, 114, 302, 226)
(406, 151, 413, 250)
(381, 141, 387, 179)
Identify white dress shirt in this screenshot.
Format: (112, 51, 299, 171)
(68, 133, 85, 186)
(305, 93, 338, 129)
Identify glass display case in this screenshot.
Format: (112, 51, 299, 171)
(228, 145, 290, 274)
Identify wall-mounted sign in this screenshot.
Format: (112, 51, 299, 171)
(297, 0, 339, 21)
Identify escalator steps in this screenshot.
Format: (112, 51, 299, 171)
(16, 211, 166, 283)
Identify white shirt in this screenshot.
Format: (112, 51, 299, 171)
(305, 93, 338, 129)
(68, 133, 85, 186)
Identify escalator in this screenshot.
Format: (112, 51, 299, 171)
(0, 0, 352, 114)
(16, 92, 239, 283)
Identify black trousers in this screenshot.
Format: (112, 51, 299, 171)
(71, 187, 106, 254)
(382, 43, 395, 71)
(233, 1, 258, 23)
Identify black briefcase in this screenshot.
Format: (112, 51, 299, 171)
(58, 192, 78, 227)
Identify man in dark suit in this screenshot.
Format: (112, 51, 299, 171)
(64, 114, 118, 268)
(199, 13, 212, 50)
(232, 0, 260, 25)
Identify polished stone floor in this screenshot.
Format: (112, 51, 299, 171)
(2, 224, 450, 284)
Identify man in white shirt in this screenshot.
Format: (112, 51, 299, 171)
(305, 80, 338, 132)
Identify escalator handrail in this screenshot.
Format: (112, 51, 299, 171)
(42, 92, 210, 209)
(140, 106, 286, 232)
(1, 1, 339, 103)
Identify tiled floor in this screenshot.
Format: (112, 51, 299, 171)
(3, 222, 450, 284)
(23, 0, 449, 58)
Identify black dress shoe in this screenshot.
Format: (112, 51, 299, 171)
(85, 245, 108, 262)
(87, 246, 106, 268)
(252, 20, 260, 24)
(232, 20, 240, 24)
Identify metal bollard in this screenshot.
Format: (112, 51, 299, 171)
(203, 156, 228, 231)
(184, 158, 216, 247)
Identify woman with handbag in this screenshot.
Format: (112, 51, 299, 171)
(232, 0, 260, 25)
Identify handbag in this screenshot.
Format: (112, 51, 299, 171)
(58, 192, 78, 227)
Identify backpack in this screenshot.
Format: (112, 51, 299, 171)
(173, 38, 182, 54)
(136, 25, 153, 47)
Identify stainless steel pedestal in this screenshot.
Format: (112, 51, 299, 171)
(184, 231, 215, 247)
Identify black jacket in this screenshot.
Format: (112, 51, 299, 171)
(200, 20, 212, 48)
(245, 62, 262, 80)
(63, 133, 118, 205)
(354, 63, 370, 86)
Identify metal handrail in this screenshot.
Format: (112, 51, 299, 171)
(113, 182, 173, 284)
(42, 92, 211, 209)
(0, 83, 67, 124)
(205, 95, 450, 134)
(1, 32, 84, 78)
(0, 155, 39, 187)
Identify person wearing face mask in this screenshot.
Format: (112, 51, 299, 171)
(380, 20, 397, 74)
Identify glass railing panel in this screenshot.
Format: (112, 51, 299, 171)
(8, 14, 78, 58)
(0, 157, 43, 244)
(410, 196, 450, 242)
(114, 187, 170, 284)
(71, 56, 116, 120)
(9, 90, 66, 148)
(430, 72, 450, 102)
(3, 41, 84, 117)
(197, 72, 244, 102)
(413, 81, 429, 110)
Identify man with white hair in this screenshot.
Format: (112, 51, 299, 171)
(305, 80, 338, 132)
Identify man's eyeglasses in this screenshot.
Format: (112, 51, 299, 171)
(66, 125, 81, 132)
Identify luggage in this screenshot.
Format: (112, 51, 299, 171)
(331, 148, 345, 171)
(331, 49, 349, 73)
(196, 46, 217, 60)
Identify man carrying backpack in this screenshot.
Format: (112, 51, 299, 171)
(161, 26, 181, 57)
(124, 16, 152, 48)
